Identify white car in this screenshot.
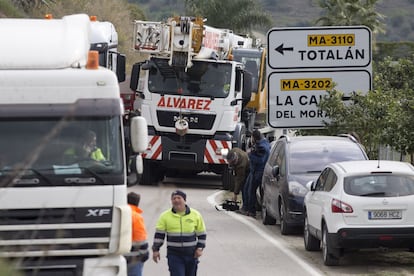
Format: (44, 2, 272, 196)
(303, 160, 414, 266)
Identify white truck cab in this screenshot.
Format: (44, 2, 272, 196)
(0, 14, 147, 276)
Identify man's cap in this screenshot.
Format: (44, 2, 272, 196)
(226, 150, 238, 164)
(171, 190, 186, 201)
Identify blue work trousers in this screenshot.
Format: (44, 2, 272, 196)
(167, 254, 199, 276)
(241, 173, 251, 211)
(244, 171, 262, 213)
(127, 261, 143, 276)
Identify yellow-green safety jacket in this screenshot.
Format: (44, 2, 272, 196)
(152, 205, 206, 256)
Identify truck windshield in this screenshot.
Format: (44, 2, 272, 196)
(0, 116, 124, 187)
(147, 58, 232, 98)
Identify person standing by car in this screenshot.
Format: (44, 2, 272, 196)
(152, 190, 207, 276)
(245, 130, 270, 218)
(226, 147, 250, 204)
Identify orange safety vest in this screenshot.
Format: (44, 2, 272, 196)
(130, 204, 147, 242)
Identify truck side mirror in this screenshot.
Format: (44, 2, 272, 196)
(116, 54, 126, 82)
(235, 68, 241, 92)
(130, 63, 141, 91)
(130, 116, 148, 153)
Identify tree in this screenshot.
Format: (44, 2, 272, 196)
(316, 56, 414, 164)
(316, 0, 385, 36)
(184, 0, 272, 34)
(374, 57, 414, 162)
(317, 89, 390, 159)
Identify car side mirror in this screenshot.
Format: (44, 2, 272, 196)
(271, 165, 279, 177)
(306, 181, 315, 191)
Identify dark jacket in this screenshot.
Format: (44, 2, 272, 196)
(249, 138, 270, 182)
(227, 147, 250, 195)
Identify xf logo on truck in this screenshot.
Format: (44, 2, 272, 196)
(157, 96, 212, 110)
(76, 207, 112, 222)
(86, 208, 111, 217)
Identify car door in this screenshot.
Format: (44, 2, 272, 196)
(263, 141, 285, 218)
(271, 142, 286, 219)
(306, 168, 330, 232)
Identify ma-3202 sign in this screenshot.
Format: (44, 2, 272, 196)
(267, 26, 372, 128)
(268, 70, 372, 128)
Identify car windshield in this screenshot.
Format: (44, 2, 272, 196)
(344, 174, 414, 197)
(0, 116, 124, 187)
(289, 140, 366, 174)
(147, 57, 232, 98)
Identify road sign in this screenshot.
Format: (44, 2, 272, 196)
(267, 26, 371, 69)
(266, 26, 372, 128)
(267, 70, 372, 128)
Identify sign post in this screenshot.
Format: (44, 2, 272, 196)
(266, 26, 372, 128)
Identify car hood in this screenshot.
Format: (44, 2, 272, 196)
(290, 173, 320, 186)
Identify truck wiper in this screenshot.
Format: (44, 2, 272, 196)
(0, 168, 52, 186)
(305, 170, 322, 174)
(359, 192, 386, 197)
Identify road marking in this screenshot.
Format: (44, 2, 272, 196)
(207, 191, 323, 276)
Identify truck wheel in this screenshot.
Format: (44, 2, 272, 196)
(140, 160, 155, 185)
(222, 165, 233, 190)
(235, 125, 247, 151)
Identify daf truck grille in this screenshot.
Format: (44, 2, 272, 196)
(0, 207, 113, 257)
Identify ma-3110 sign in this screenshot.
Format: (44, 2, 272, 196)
(267, 26, 372, 128)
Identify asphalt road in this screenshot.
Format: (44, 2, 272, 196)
(129, 174, 414, 276)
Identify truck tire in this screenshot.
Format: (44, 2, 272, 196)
(140, 159, 155, 185)
(234, 125, 247, 151)
(222, 165, 233, 190)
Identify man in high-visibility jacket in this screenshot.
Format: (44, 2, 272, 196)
(63, 130, 105, 163)
(152, 190, 207, 276)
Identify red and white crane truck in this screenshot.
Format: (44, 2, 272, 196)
(129, 16, 256, 188)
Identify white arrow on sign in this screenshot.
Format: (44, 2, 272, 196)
(267, 26, 371, 70)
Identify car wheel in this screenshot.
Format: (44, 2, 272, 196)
(322, 224, 339, 266)
(261, 200, 276, 225)
(279, 199, 292, 235)
(303, 215, 320, 251)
